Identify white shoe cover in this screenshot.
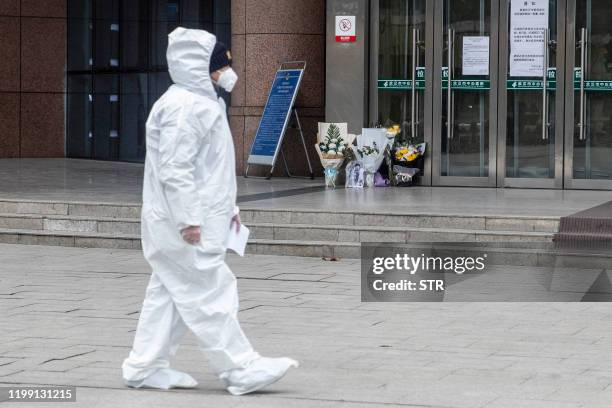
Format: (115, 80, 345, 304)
(221, 357, 299, 396)
(124, 368, 198, 390)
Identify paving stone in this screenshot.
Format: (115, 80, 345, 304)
(44, 219, 97, 233)
(74, 237, 137, 249)
(0, 232, 19, 244)
(290, 211, 355, 226)
(17, 202, 68, 215)
(0, 243, 611, 407)
(248, 225, 274, 239)
(486, 217, 560, 233)
(17, 234, 75, 247)
(0, 215, 43, 230)
(96, 221, 140, 235)
(68, 204, 140, 218)
(274, 226, 339, 241)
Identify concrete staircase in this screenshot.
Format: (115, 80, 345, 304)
(242, 209, 557, 258)
(0, 198, 561, 259)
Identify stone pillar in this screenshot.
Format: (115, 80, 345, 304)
(230, 0, 325, 177)
(0, 0, 66, 159)
(0, 1, 21, 158)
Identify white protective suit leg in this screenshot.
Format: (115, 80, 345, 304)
(123, 244, 260, 387)
(149, 248, 260, 375)
(122, 272, 196, 389)
(221, 357, 299, 396)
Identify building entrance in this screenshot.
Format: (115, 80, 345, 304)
(371, 0, 612, 190)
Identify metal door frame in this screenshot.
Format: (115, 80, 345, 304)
(369, 0, 434, 186)
(497, 0, 566, 189)
(563, 0, 612, 190)
(431, 0, 499, 187)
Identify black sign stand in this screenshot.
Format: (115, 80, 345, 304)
(244, 61, 314, 180)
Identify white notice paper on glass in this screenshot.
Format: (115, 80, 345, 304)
(509, 0, 549, 77)
(227, 225, 250, 257)
(462, 36, 490, 76)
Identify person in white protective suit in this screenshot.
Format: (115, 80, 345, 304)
(121, 27, 298, 395)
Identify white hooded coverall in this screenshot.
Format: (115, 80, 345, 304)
(122, 28, 260, 385)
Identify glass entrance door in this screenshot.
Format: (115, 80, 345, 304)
(432, 0, 498, 186)
(371, 0, 612, 190)
(371, 0, 431, 184)
(564, 0, 612, 189)
(498, 0, 565, 188)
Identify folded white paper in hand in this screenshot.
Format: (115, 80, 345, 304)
(226, 224, 250, 257)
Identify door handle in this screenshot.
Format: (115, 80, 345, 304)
(447, 28, 454, 140)
(542, 29, 550, 140)
(411, 28, 419, 141)
(578, 27, 588, 141)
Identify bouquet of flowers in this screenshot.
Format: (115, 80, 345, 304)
(357, 143, 380, 157)
(385, 122, 426, 166)
(386, 124, 402, 138)
(376, 121, 427, 186)
(318, 123, 349, 159)
(394, 143, 426, 163)
(388, 138, 426, 187)
(351, 128, 393, 187)
(315, 123, 356, 188)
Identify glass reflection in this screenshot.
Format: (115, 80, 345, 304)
(67, 0, 230, 162)
(441, 0, 491, 178)
(505, 0, 557, 179)
(573, 1, 612, 180)
(377, 0, 426, 143)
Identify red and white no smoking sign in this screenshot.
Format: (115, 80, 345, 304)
(335, 16, 356, 42)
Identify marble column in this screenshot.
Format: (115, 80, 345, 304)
(230, 0, 326, 177)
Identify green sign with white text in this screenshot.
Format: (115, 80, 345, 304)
(378, 67, 426, 90)
(575, 68, 612, 91)
(378, 67, 612, 92)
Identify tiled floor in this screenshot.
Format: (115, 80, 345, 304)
(1, 158, 612, 217)
(2, 243, 612, 407)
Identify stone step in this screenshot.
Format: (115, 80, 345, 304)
(249, 239, 612, 268)
(0, 228, 141, 250)
(0, 228, 607, 267)
(0, 199, 140, 218)
(240, 209, 560, 232)
(0, 202, 559, 233)
(0, 213, 553, 244)
(249, 223, 554, 243)
(0, 213, 140, 234)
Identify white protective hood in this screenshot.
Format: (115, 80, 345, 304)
(167, 27, 218, 100)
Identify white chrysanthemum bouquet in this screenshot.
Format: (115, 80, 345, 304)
(315, 123, 356, 188)
(318, 123, 349, 159)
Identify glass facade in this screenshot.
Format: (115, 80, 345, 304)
(370, 0, 612, 189)
(67, 0, 231, 162)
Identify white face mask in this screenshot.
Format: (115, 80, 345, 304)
(214, 68, 238, 93)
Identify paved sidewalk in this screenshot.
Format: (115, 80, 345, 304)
(1, 244, 612, 407)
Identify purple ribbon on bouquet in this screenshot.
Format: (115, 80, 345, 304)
(374, 172, 390, 187)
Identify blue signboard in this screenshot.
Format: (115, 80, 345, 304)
(248, 69, 304, 165)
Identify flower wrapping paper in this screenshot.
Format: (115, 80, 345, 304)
(352, 128, 394, 174)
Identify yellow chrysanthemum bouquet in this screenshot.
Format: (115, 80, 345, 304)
(387, 124, 426, 165)
(384, 123, 427, 186)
